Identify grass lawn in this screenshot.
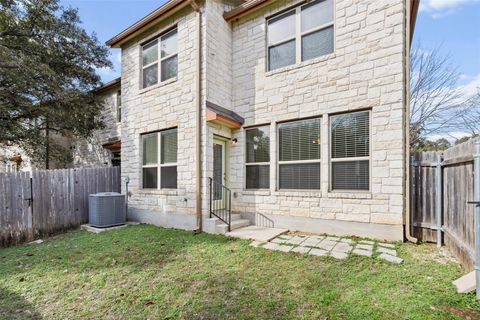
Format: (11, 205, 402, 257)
(1, 225, 479, 319)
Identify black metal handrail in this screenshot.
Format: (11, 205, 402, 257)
(209, 177, 232, 231)
(255, 212, 274, 228)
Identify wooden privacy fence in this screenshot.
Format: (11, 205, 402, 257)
(411, 139, 477, 270)
(0, 167, 121, 247)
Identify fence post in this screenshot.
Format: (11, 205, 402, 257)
(474, 142, 480, 299)
(435, 157, 443, 247)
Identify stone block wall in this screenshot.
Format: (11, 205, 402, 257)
(72, 86, 121, 167)
(224, 0, 405, 235)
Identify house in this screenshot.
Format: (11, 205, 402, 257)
(71, 78, 123, 168)
(0, 80, 122, 172)
(106, 0, 419, 241)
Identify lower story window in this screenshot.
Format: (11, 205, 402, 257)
(142, 128, 178, 189)
(330, 111, 370, 191)
(245, 126, 270, 189)
(278, 118, 321, 189)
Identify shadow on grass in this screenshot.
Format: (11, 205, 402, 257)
(0, 286, 42, 319)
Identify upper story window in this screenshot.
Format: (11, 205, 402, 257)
(141, 28, 178, 88)
(245, 126, 270, 189)
(330, 111, 370, 191)
(142, 128, 178, 189)
(267, 0, 334, 71)
(116, 90, 121, 122)
(278, 118, 321, 190)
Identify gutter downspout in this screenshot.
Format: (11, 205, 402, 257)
(191, 0, 203, 233)
(404, 0, 418, 243)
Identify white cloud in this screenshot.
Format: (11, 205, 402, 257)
(427, 131, 471, 142)
(457, 73, 480, 97)
(420, 0, 479, 18)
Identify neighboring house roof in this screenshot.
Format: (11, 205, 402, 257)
(95, 77, 121, 94)
(106, 0, 191, 48)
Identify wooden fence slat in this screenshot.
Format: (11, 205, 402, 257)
(0, 167, 120, 247)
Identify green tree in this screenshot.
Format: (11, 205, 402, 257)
(0, 0, 112, 168)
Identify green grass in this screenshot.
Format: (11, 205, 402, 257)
(0, 225, 479, 319)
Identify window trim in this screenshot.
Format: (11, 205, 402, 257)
(245, 125, 271, 190)
(276, 117, 322, 191)
(141, 27, 178, 89)
(141, 128, 178, 190)
(266, 0, 335, 71)
(329, 110, 371, 192)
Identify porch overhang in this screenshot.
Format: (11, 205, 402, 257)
(102, 140, 121, 150)
(206, 101, 244, 129)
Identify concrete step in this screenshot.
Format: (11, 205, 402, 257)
(230, 219, 250, 230)
(215, 219, 250, 234)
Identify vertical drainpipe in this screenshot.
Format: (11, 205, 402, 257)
(404, 0, 418, 243)
(190, 0, 202, 233)
(474, 142, 480, 299)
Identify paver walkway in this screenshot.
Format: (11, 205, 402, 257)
(250, 233, 403, 264)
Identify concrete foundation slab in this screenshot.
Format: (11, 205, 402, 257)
(226, 226, 288, 242)
(81, 224, 128, 234)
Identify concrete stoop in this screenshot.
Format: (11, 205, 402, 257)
(203, 213, 251, 234)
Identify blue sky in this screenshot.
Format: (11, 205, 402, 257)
(62, 0, 480, 93)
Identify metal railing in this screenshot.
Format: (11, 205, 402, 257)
(255, 212, 274, 228)
(209, 177, 232, 231)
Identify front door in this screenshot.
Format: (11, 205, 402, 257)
(212, 139, 226, 206)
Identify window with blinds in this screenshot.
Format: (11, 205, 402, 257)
(142, 128, 178, 189)
(278, 118, 321, 189)
(330, 111, 370, 191)
(245, 126, 270, 189)
(267, 0, 334, 71)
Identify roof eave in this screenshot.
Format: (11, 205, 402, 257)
(106, 0, 190, 48)
(95, 77, 121, 94)
(223, 0, 272, 21)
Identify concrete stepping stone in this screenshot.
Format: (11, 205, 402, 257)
(275, 245, 293, 252)
(270, 238, 285, 244)
(309, 248, 328, 256)
(330, 251, 348, 260)
(316, 239, 337, 251)
(355, 243, 373, 251)
(333, 242, 352, 253)
(291, 246, 311, 254)
(378, 253, 403, 264)
(340, 238, 353, 244)
(352, 248, 373, 257)
(263, 242, 279, 250)
(286, 236, 307, 245)
(249, 241, 265, 248)
(359, 240, 374, 245)
(378, 243, 395, 249)
(302, 237, 322, 247)
(325, 236, 340, 241)
(377, 247, 397, 256)
(278, 234, 292, 240)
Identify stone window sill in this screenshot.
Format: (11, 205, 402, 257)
(138, 77, 177, 95)
(265, 53, 335, 77)
(137, 189, 178, 196)
(327, 192, 372, 199)
(238, 190, 271, 196)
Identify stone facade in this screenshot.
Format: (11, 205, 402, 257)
(117, 0, 407, 240)
(72, 83, 122, 168)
